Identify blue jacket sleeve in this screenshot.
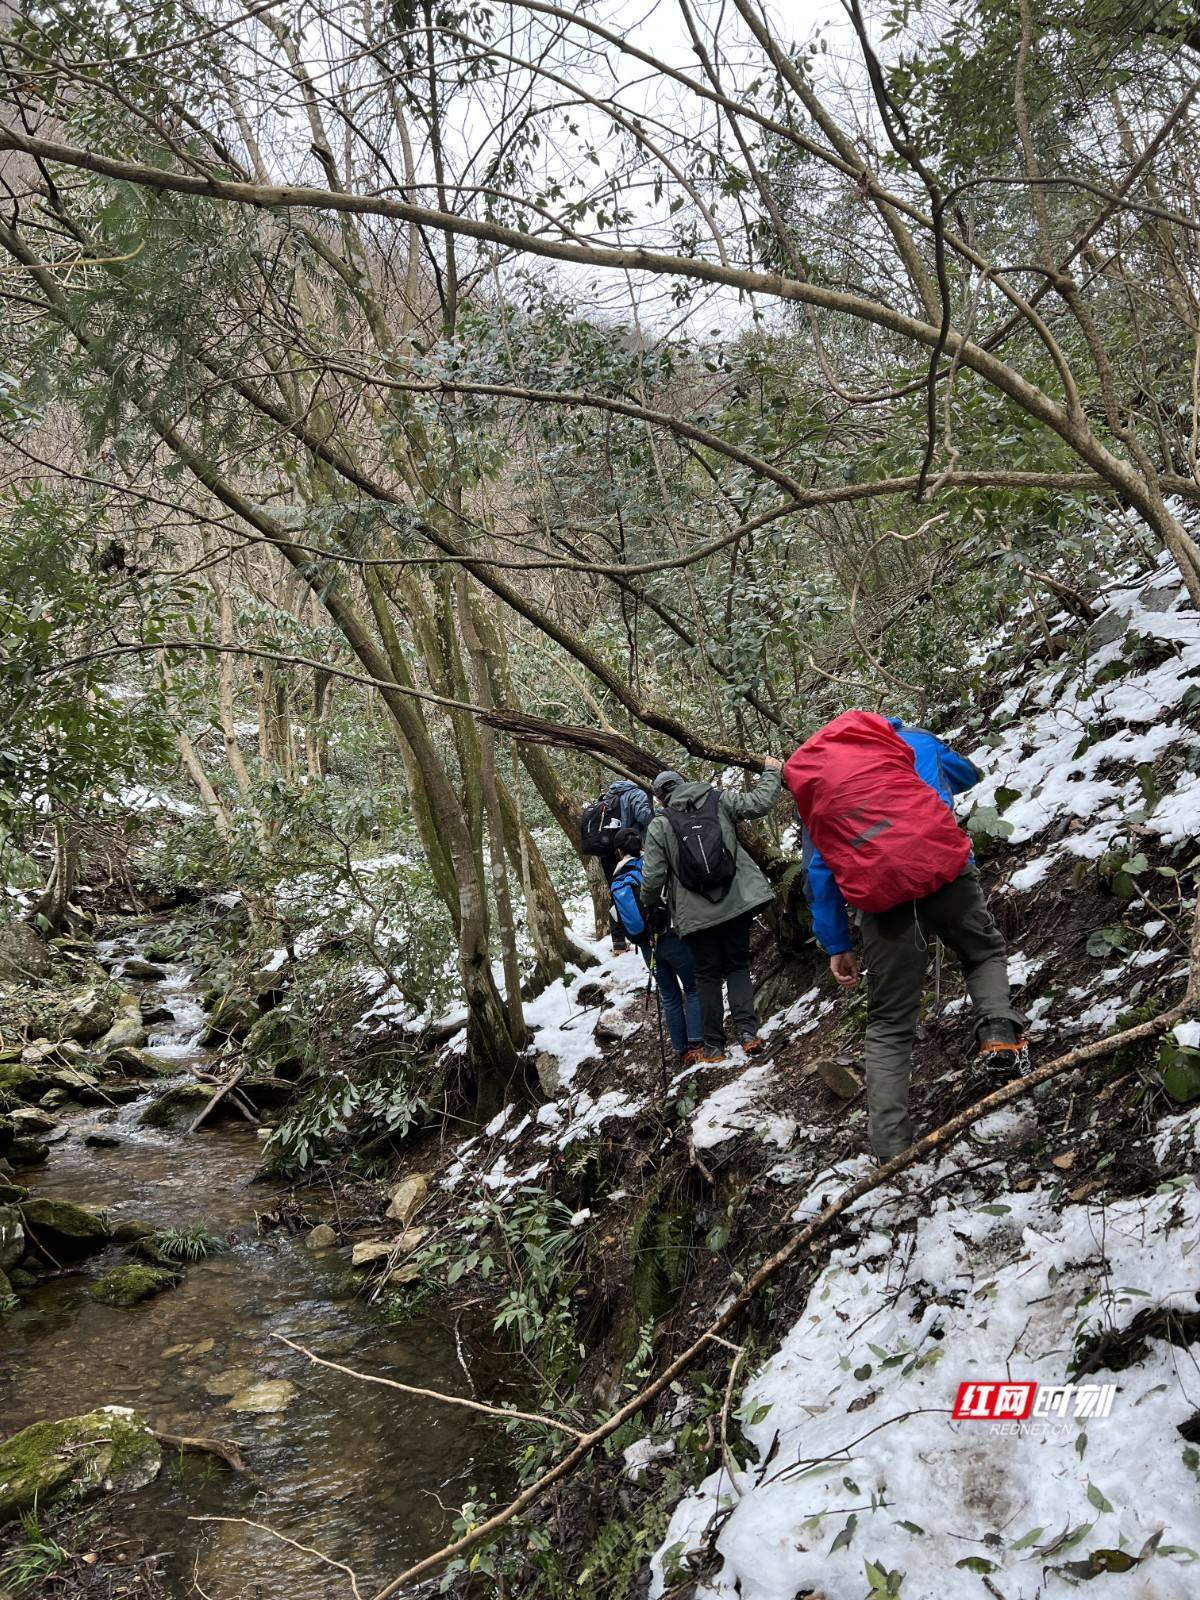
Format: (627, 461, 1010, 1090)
(626, 787, 652, 831)
(611, 871, 646, 938)
(934, 739, 981, 795)
(802, 830, 852, 955)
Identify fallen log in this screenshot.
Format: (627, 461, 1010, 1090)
(187, 1066, 247, 1133)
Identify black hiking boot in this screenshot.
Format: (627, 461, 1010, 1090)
(974, 1021, 1031, 1080)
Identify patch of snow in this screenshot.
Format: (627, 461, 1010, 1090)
(623, 1437, 676, 1482)
(652, 1178, 1200, 1600)
(691, 1066, 774, 1151)
(1172, 1020, 1200, 1048)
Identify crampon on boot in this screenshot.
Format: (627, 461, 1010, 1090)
(974, 1035, 1031, 1079)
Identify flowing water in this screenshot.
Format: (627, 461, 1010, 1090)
(1, 942, 509, 1597)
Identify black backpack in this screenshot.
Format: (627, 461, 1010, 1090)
(661, 789, 738, 901)
(579, 796, 614, 856)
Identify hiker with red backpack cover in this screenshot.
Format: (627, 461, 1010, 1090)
(783, 711, 1027, 1163)
(641, 758, 783, 1062)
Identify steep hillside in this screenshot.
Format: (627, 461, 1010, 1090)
(397, 551, 1200, 1598)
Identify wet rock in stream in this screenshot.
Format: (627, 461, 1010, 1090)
(0, 1407, 161, 1522)
(88, 1263, 181, 1307)
(139, 1083, 215, 1129)
(122, 958, 167, 982)
(20, 1197, 111, 1257)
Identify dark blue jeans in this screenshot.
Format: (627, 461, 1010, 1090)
(652, 932, 702, 1054)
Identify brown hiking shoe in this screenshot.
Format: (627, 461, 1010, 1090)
(740, 1035, 766, 1055)
(680, 1046, 706, 1068)
(698, 1049, 728, 1065)
(975, 1037, 1031, 1078)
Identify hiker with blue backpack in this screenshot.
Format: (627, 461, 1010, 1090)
(783, 710, 1028, 1164)
(640, 759, 784, 1063)
(580, 778, 653, 953)
(609, 828, 704, 1067)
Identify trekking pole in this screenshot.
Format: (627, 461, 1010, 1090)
(650, 937, 670, 1104)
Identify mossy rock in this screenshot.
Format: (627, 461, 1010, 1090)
(0, 1407, 161, 1522)
(20, 1198, 111, 1258)
(112, 1218, 159, 1244)
(242, 1011, 312, 1079)
(9, 1138, 49, 1167)
(78, 1081, 144, 1106)
(139, 1083, 215, 1130)
(0, 1064, 45, 1103)
(198, 991, 258, 1047)
(88, 1263, 180, 1307)
(102, 1046, 174, 1079)
(0, 1183, 28, 1204)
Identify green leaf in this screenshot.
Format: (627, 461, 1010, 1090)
(1086, 1481, 1114, 1513)
(1011, 1525, 1047, 1550)
(829, 1514, 857, 1554)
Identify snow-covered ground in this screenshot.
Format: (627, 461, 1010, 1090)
(650, 1125, 1200, 1600)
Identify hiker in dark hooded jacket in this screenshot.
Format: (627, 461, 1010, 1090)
(641, 760, 783, 1062)
(595, 779, 653, 953)
(609, 828, 704, 1065)
(783, 710, 1027, 1165)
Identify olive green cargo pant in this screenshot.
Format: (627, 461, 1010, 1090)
(859, 867, 1025, 1162)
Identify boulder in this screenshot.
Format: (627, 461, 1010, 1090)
(0, 1204, 25, 1272)
(575, 980, 607, 1007)
(21, 1040, 81, 1068)
(8, 1139, 49, 1167)
(0, 1266, 14, 1309)
(61, 986, 117, 1043)
(8, 1267, 36, 1290)
(0, 1183, 28, 1205)
(87, 1264, 180, 1307)
(83, 1130, 121, 1149)
(0, 1407, 161, 1523)
(0, 1064, 42, 1102)
(385, 1173, 429, 1226)
(102, 1046, 172, 1079)
(0, 922, 52, 983)
(0, 1118, 12, 1156)
(94, 994, 146, 1055)
(78, 1081, 143, 1106)
(198, 991, 258, 1047)
(242, 1011, 311, 1080)
(139, 1083, 214, 1130)
(20, 1198, 110, 1257)
(139, 1005, 175, 1026)
(305, 1223, 337, 1250)
(122, 958, 167, 982)
(10, 1108, 57, 1136)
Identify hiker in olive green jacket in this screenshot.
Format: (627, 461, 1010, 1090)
(641, 760, 783, 1061)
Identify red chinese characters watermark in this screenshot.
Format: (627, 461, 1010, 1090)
(952, 1381, 1037, 1421)
(951, 1381, 1116, 1422)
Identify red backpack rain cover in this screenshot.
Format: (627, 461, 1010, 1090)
(783, 711, 970, 913)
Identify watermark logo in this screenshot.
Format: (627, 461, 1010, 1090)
(952, 1381, 1116, 1422)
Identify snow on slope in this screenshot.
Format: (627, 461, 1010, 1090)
(651, 1128, 1200, 1600)
(639, 557, 1200, 1599)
